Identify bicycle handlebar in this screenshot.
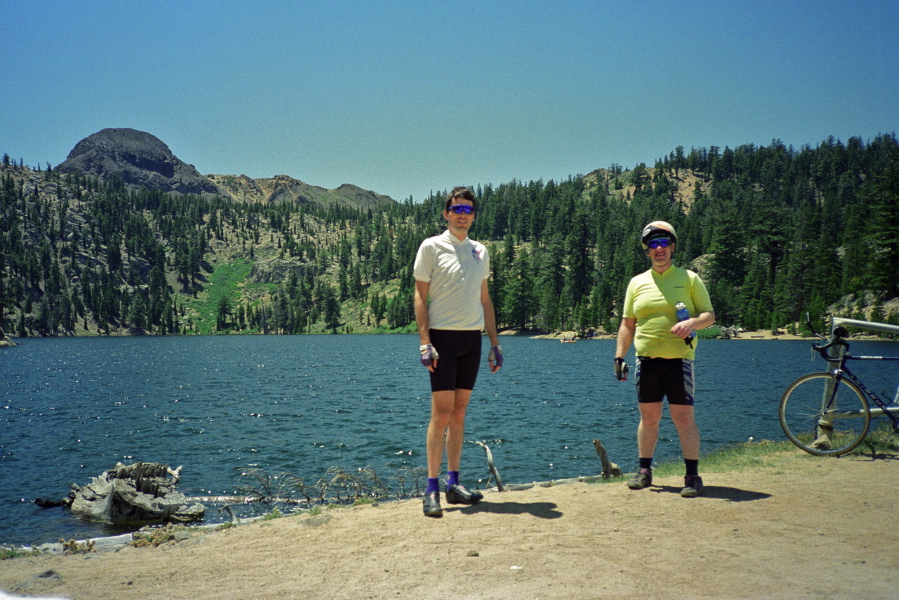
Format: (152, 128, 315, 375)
(812, 330, 850, 362)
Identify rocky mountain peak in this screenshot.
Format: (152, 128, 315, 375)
(56, 128, 220, 196)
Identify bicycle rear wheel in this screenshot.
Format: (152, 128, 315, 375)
(779, 373, 871, 456)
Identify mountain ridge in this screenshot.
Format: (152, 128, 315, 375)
(206, 173, 395, 210)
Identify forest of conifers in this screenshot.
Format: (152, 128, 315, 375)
(1, 133, 897, 338)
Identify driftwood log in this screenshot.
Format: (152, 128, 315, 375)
(593, 439, 622, 479)
(474, 441, 504, 491)
(38, 462, 205, 525)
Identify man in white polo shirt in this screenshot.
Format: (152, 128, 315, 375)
(413, 186, 503, 518)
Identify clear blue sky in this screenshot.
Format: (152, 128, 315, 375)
(2, 0, 897, 202)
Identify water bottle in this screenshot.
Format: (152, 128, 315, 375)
(675, 302, 695, 347)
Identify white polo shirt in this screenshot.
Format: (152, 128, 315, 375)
(413, 230, 490, 330)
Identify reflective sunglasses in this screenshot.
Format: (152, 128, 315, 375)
(647, 238, 672, 249)
(447, 204, 475, 215)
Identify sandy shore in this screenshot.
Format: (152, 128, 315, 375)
(2, 449, 897, 600)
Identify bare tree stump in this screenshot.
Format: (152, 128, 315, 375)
(66, 462, 205, 525)
(593, 439, 622, 479)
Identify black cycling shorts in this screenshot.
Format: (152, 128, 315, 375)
(635, 357, 695, 405)
(428, 329, 482, 392)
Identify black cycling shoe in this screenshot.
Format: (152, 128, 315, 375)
(445, 483, 483, 505)
(423, 491, 443, 517)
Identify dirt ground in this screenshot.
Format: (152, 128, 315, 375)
(2, 450, 897, 600)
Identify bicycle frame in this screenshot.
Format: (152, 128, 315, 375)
(815, 317, 899, 436)
(828, 360, 899, 421)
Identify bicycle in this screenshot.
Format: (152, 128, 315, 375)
(779, 316, 899, 456)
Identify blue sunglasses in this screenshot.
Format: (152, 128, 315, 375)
(647, 238, 672, 249)
(447, 204, 475, 215)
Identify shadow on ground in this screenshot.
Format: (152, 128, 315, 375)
(452, 501, 563, 519)
(649, 485, 772, 502)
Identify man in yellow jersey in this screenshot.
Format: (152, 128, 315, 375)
(614, 221, 715, 497)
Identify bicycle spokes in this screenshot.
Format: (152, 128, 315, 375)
(779, 373, 870, 456)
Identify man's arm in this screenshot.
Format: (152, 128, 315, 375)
(414, 279, 438, 372)
(616, 317, 636, 359)
(480, 280, 501, 372)
(480, 280, 499, 347)
(614, 317, 636, 381)
(693, 310, 716, 330)
(414, 280, 431, 345)
(671, 310, 716, 340)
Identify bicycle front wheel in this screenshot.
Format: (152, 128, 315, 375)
(779, 373, 871, 456)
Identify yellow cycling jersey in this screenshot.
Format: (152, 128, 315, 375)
(622, 265, 713, 360)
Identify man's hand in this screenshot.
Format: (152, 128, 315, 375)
(488, 345, 503, 373)
(614, 357, 629, 381)
(420, 344, 439, 372)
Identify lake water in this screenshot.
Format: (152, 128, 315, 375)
(2, 334, 898, 546)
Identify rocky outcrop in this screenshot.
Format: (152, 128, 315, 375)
(56, 128, 221, 197)
(248, 257, 320, 284)
(0, 327, 14, 347)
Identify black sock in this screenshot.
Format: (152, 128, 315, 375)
(685, 459, 699, 477)
(639, 457, 653, 470)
